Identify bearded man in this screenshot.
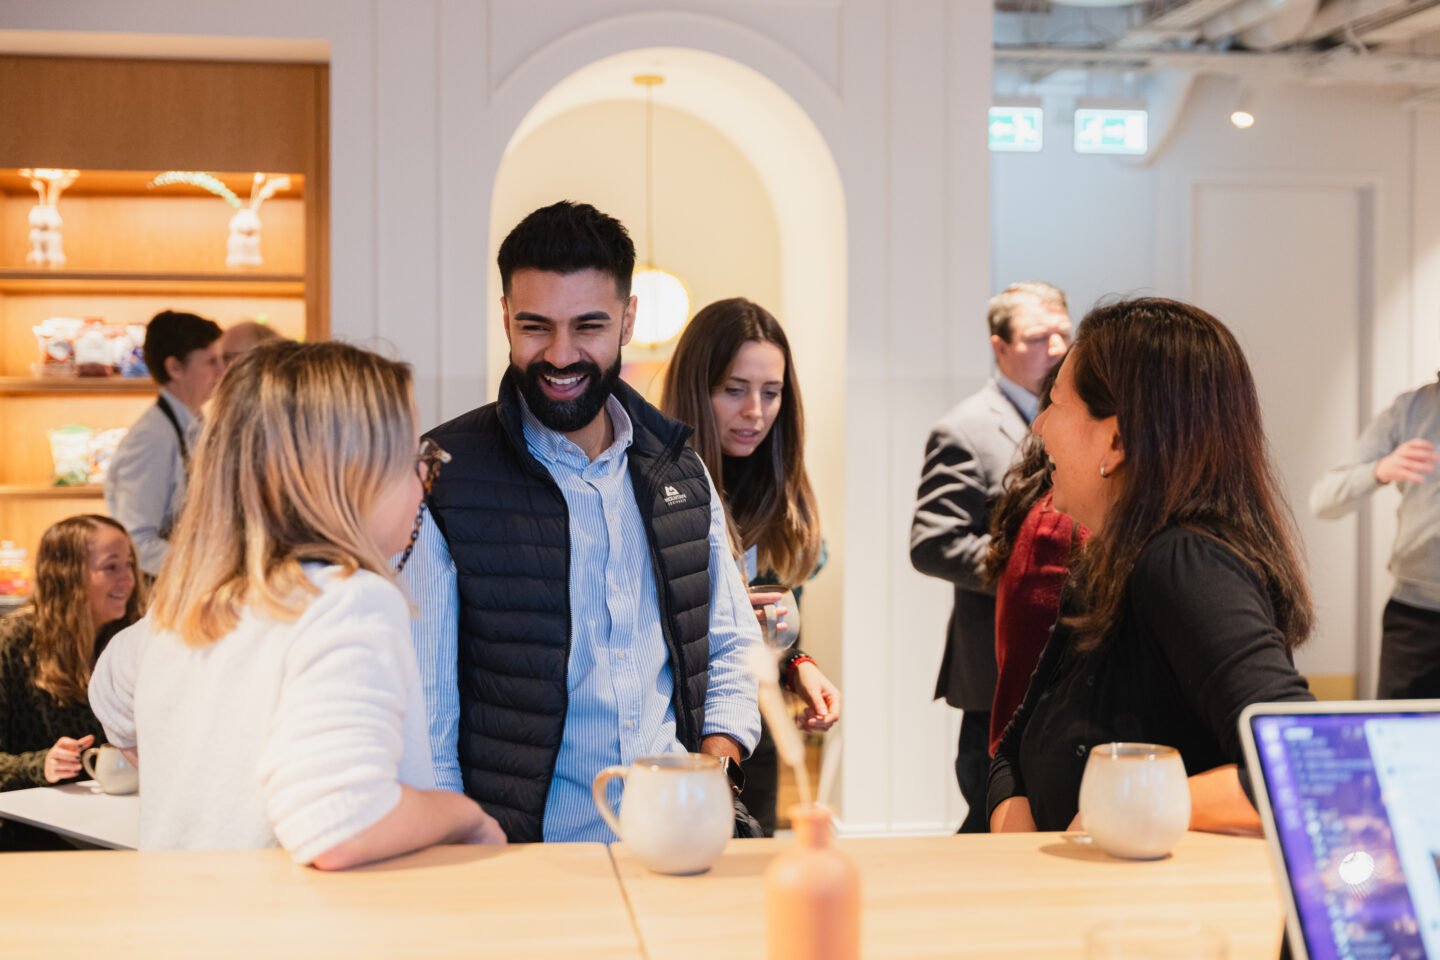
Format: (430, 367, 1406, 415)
(402, 201, 762, 842)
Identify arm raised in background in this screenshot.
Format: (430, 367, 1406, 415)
(910, 420, 993, 592)
(1309, 396, 1416, 520)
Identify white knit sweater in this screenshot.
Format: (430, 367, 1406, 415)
(89, 565, 436, 864)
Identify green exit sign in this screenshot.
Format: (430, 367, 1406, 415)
(1074, 109, 1148, 155)
(988, 107, 1043, 152)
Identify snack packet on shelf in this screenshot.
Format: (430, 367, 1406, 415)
(74, 319, 116, 377)
(48, 424, 94, 486)
(118, 324, 149, 378)
(88, 427, 128, 484)
(32, 317, 85, 376)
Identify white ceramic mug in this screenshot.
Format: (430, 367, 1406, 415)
(1077, 742, 1190, 860)
(81, 744, 138, 796)
(591, 753, 733, 875)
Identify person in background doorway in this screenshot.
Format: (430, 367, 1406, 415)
(105, 310, 223, 578)
(0, 515, 143, 849)
(1310, 375, 1440, 699)
(661, 297, 840, 836)
(89, 341, 505, 867)
(988, 298, 1315, 835)
(219, 320, 284, 369)
(910, 281, 1070, 832)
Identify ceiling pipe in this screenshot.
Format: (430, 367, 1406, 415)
(1201, 0, 1323, 49)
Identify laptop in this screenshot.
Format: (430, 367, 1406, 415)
(1239, 700, 1440, 960)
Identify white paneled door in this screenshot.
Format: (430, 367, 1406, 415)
(1189, 181, 1372, 689)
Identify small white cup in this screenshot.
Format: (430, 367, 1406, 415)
(1077, 742, 1190, 860)
(592, 753, 733, 875)
(81, 744, 138, 796)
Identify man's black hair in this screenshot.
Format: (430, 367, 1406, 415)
(143, 310, 222, 385)
(496, 201, 636, 300)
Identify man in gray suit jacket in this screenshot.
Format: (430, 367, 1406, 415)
(910, 282, 1070, 831)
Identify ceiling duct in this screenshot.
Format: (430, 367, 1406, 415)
(1201, 0, 1323, 49)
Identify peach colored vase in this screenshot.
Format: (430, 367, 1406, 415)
(765, 804, 860, 960)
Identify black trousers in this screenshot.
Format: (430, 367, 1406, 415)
(955, 709, 991, 834)
(1379, 598, 1440, 700)
(739, 719, 780, 837)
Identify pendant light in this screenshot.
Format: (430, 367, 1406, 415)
(630, 73, 691, 348)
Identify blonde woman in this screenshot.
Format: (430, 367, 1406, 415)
(89, 341, 505, 868)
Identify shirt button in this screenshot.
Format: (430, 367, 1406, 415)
(625, 721, 635, 731)
(615, 650, 625, 661)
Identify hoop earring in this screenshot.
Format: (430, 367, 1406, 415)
(1100, 465, 1109, 479)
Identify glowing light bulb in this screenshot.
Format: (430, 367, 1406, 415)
(630, 267, 691, 347)
(1230, 109, 1255, 130)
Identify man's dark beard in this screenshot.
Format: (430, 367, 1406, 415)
(515, 353, 622, 433)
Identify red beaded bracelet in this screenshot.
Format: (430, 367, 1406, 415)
(786, 654, 816, 688)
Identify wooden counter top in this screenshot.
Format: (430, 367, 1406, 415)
(0, 842, 642, 960)
(612, 831, 1286, 959)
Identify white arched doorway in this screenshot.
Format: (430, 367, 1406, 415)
(485, 43, 850, 813)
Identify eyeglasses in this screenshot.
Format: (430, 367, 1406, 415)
(395, 438, 450, 573)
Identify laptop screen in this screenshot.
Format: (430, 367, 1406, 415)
(1249, 710, 1440, 960)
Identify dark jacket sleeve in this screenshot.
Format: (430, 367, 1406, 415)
(910, 421, 993, 592)
(0, 619, 50, 791)
(1130, 530, 1315, 764)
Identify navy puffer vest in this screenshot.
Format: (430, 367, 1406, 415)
(425, 371, 713, 842)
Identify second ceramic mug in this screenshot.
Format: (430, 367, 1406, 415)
(591, 753, 733, 875)
(1077, 742, 1190, 860)
(81, 743, 138, 796)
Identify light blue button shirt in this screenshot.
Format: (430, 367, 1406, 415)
(403, 395, 761, 842)
(995, 370, 1039, 424)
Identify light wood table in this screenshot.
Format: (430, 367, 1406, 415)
(0, 780, 138, 848)
(0, 843, 642, 960)
(612, 831, 1286, 959)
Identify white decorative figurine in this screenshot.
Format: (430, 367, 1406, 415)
(21, 169, 78, 269)
(149, 171, 291, 269)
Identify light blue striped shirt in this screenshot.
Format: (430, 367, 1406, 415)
(403, 395, 761, 842)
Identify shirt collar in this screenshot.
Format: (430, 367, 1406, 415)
(519, 393, 634, 469)
(994, 370, 1039, 424)
(159, 387, 200, 430)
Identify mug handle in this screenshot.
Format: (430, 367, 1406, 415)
(591, 765, 630, 839)
(81, 746, 100, 780)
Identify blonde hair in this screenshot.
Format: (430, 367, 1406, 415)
(987, 281, 1068, 342)
(150, 341, 415, 646)
(22, 515, 144, 705)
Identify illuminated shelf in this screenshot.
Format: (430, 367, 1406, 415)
(0, 484, 105, 500)
(0, 377, 158, 396)
(0, 270, 305, 297)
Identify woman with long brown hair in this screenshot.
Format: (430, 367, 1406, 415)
(988, 298, 1315, 835)
(0, 515, 142, 846)
(661, 297, 839, 835)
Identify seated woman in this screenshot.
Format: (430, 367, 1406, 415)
(89, 341, 505, 868)
(0, 515, 143, 849)
(661, 297, 840, 836)
(988, 298, 1315, 836)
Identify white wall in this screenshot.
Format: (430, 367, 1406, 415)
(994, 76, 1440, 695)
(6, 0, 995, 834)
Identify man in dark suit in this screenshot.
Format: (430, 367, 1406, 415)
(910, 282, 1070, 832)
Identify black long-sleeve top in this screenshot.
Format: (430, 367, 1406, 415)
(987, 526, 1315, 831)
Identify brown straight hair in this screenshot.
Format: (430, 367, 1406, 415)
(150, 341, 415, 647)
(22, 515, 144, 704)
(660, 298, 821, 588)
(1064, 298, 1313, 652)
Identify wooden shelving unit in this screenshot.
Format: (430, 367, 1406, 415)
(0, 377, 160, 396)
(0, 54, 329, 563)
